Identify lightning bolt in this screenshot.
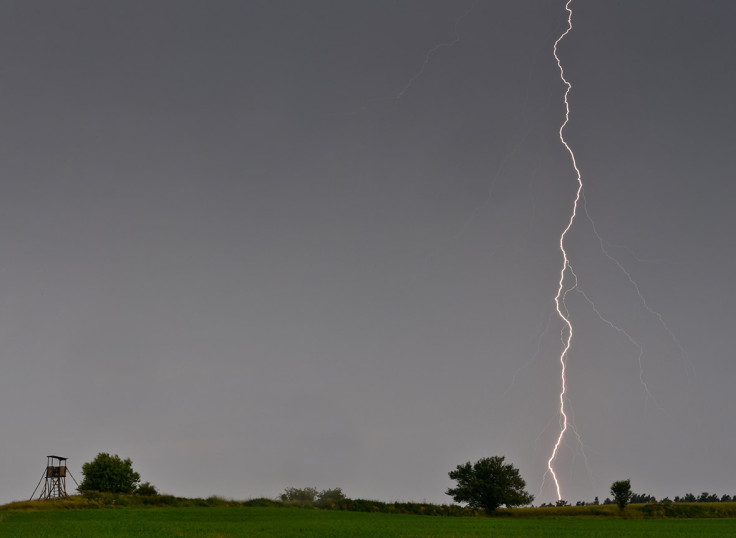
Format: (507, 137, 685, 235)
(545, 1, 689, 502)
(548, 0, 580, 502)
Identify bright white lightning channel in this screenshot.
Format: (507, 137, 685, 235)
(548, 0, 580, 503)
(545, 1, 691, 502)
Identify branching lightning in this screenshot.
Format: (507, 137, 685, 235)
(344, 0, 692, 504)
(346, 1, 476, 115)
(546, 1, 690, 502)
(582, 198, 694, 376)
(548, 0, 581, 502)
(393, 1, 477, 101)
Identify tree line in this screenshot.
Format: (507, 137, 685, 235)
(542, 491, 736, 507)
(71, 452, 735, 515)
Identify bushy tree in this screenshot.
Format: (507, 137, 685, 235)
(78, 453, 141, 493)
(631, 492, 656, 504)
(135, 482, 159, 496)
(610, 479, 633, 511)
(446, 456, 534, 514)
(280, 486, 347, 507)
(315, 488, 346, 507)
(698, 492, 720, 503)
(280, 487, 318, 504)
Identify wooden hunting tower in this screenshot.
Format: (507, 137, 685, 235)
(30, 455, 78, 500)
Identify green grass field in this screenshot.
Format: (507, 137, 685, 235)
(2, 506, 736, 537)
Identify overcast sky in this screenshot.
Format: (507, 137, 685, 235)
(2, 0, 735, 506)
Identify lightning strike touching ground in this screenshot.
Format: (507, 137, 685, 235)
(545, 1, 692, 502)
(548, 0, 580, 502)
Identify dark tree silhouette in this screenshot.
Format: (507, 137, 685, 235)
(610, 479, 633, 511)
(446, 456, 533, 514)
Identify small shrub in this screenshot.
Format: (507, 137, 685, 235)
(242, 498, 282, 508)
(142, 495, 178, 507)
(641, 503, 666, 518)
(135, 482, 158, 496)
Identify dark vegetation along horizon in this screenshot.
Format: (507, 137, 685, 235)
(14, 452, 736, 519)
(5, 492, 736, 521)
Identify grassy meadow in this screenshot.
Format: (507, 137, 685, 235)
(2, 497, 736, 537)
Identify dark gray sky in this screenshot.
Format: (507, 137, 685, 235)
(2, 0, 735, 505)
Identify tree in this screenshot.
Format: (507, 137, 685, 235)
(280, 487, 347, 507)
(610, 479, 633, 511)
(446, 456, 534, 514)
(631, 492, 656, 504)
(135, 482, 159, 496)
(315, 488, 346, 507)
(280, 487, 318, 505)
(698, 491, 720, 503)
(78, 453, 141, 494)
